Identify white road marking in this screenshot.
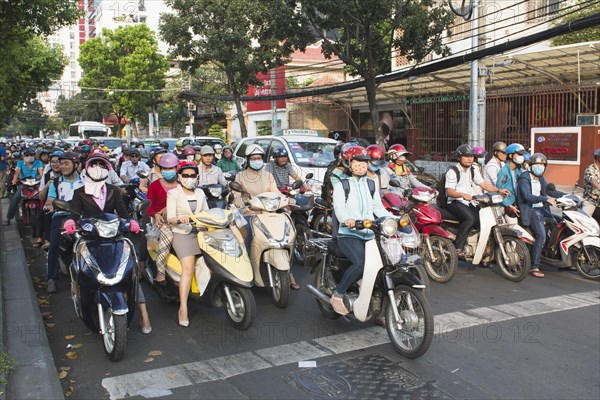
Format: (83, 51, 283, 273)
(102, 290, 600, 399)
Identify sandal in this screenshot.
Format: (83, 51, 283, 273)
(290, 282, 300, 290)
(529, 269, 545, 278)
(330, 294, 349, 316)
(33, 239, 44, 248)
(42, 241, 50, 251)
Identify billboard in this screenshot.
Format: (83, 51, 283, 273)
(246, 66, 286, 113)
(531, 127, 581, 165)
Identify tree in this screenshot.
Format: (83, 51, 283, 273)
(78, 24, 170, 137)
(54, 93, 111, 128)
(8, 100, 49, 137)
(208, 124, 226, 141)
(552, 1, 600, 46)
(160, 0, 312, 137)
(301, 0, 454, 146)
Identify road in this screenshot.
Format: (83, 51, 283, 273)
(20, 225, 600, 400)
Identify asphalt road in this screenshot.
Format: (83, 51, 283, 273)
(20, 225, 600, 400)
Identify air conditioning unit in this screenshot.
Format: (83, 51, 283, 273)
(576, 114, 600, 126)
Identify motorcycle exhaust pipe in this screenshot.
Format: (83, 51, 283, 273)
(306, 284, 332, 305)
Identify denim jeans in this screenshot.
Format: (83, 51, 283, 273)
(46, 214, 68, 281)
(336, 236, 367, 295)
(5, 185, 22, 220)
(529, 207, 552, 268)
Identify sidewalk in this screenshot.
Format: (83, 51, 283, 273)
(0, 198, 64, 399)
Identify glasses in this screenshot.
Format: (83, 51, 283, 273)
(180, 173, 198, 179)
(130, 155, 139, 158)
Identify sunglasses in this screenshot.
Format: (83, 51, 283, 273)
(130, 155, 139, 158)
(180, 173, 198, 179)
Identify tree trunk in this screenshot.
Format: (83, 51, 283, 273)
(364, 77, 384, 148)
(234, 95, 247, 138)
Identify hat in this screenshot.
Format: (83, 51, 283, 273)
(200, 145, 215, 155)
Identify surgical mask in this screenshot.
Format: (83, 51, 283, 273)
(195, 155, 202, 162)
(162, 171, 176, 181)
(478, 157, 485, 164)
(24, 156, 34, 163)
(186, 155, 195, 161)
(531, 165, 545, 176)
(368, 163, 380, 172)
(87, 165, 109, 181)
(514, 155, 524, 165)
(180, 177, 197, 190)
(249, 160, 264, 170)
(395, 155, 406, 163)
(350, 161, 368, 177)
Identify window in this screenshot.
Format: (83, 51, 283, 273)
(235, 139, 255, 159)
(70, 32, 75, 40)
(450, 15, 472, 41)
(527, 0, 560, 22)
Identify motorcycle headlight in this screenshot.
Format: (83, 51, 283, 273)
(95, 219, 120, 238)
(490, 194, 504, 204)
(209, 187, 223, 197)
(398, 215, 411, 227)
(399, 231, 421, 249)
(380, 217, 398, 237)
(204, 234, 242, 257)
(259, 196, 280, 212)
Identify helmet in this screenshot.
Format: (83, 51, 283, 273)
(474, 146, 487, 158)
(523, 153, 532, 162)
(58, 151, 79, 163)
(158, 153, 179, 169)
(39, 149, 49, 155)
(49, 150, 63, 158)
(505, 143, 527, 155)
(193, 145, 202, 152)
(213, 144, 223, 151)
(23, 147, 35, 156)
(456, 144, 475, 157)
(182, 145, 195, 156)
(222, 145, 232, 153)
(342, 145, 370, 167)
(150, 147, 166, 161)
(333, 142, 345, 159)
(388, 144, 411, 156)
(245, 144, 265, 158)
(80, 139, 92, 146)
(128, 148, 141, 157)
(272, 146, 288, 158)
(159, 140, 169, 150)
(340, 142, 357, 157)
(594, 148, 600, 160)
(200, 145, 214, 155)
(530, 153, 547, 165)
(176, 140, 184, 148)
(79, 145, 91, 153)
(176, 160, 198, 174)
(366, 144, 386, 165)
(492, 141, 507, 153)
(85, 151, 112, 170)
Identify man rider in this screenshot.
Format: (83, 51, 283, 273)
(266, 146, 303, 188)
(213, 143, 223, 162)
(120, 148, 150, 186)
(217, 146, 241, 173)
(3, 147, 43, 226)
(321, 142, 346, 204)
(197, 145, 227, 187)
(484, 141, 507, 186)
(496, 143, 527, 210)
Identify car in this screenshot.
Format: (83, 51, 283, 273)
(232, 130, 338, 183)
(90, 137, 125, 151)
(180, 136, 226, 148)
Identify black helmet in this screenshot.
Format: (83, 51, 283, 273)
(530, 153, 547, 165)
(333, 142, 344, 159)
(159, 140, 169, 150)
(594, 148, 600, 160)
(272, 146, 288, 158)
(58, 151, 79, 163)
(456, 144, 475, 157)
(492, 141, 507, 153)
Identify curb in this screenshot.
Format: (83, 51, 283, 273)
(0, 198, 64, 399)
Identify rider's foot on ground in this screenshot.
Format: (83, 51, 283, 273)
(374, 316, 386, 327)
(290, 282, 300, 290)
(47, 279, 57, 294)
(42, 240, 50, 251)
(456, 249, 465, 260)
(529, 269, 544, 278)
(2, 218, 9, 226)
(559, 266, 577, 271)
(330, 294, 349, 315)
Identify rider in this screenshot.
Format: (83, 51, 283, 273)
(484, 141, 507, 186)
(266, 146, 304, 189)
(213, 143, 223, 162)
(386, 144, 427, 191)
(43, 152, 83, 294)
(180, 145, 196, 161)
(3, 147, 43, 226)
(516, 153, 566, 278)
(173, 140, 184, 157)
(166, 160, 209, 327)
(197, 145, 227, 188)
(582, 149, 600, 224)
(365, 144, 390, 190)
(120, 148, 150, 188)
(330, 145, 392, 315)
(139, 147, 167, 193)
(34, 150, 64, 249)
(217, 146, 241, 173)
(445, 144, 508, 258)
(472, 146, 487, 195)
(496, 143, 527, 209)
(321, 142, 347, 204)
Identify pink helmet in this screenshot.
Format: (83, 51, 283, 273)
(474, 146, 487, 158)
(158, 153, 179, 168)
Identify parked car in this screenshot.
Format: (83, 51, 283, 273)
(180, 136, 226, 148)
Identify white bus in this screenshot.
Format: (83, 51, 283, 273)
(68, 121, 112, 138)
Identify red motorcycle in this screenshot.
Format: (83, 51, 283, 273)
(381, 186, 458, 283)
(19, 177, 41, 226)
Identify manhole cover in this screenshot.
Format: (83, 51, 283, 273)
(290, 354, 453, 399)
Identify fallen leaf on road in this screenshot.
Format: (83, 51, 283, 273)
(64, 386, 74, 397)
(144, 357, 154, 363)
(66, 351, 78, 360)
(59, 370, 68, 380)
(148, 350, 162, 356)
(46, 323, 56, 328)
(69, 380, 76, 384)
(41, 312, 52, 320)
(64, 335, 75, 340)
(72, 343, 83, 349)
(60, 367, 71, 371)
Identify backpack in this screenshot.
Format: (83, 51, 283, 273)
(436, 165, 475, 208)
(340, 177, 376, 201)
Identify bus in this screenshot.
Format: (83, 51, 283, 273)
(69, 121, 111, 138)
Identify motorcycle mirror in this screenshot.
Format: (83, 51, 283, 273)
(547, 183, 556, 191)
(52, 199, 71, 212)
(389, 179, 401, 188)
(229, 181, 243, 192)
(403, 187, 412, 197)
(136, 199, 151, 213)
(305, 173, 314, 179)
(291, 179, 303, 190)
(137, 171, 148, 179)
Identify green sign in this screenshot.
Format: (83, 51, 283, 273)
(408, 95, 468, 104)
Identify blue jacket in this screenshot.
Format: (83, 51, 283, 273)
(516, 171, 565, 226)
(496, 163, 522, 207)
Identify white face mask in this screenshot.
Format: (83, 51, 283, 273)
(180, 177, 197, 190)
(87, 165, 109, 181)
(24, 156, 34, 163)
(186, 155, 195, 161)
(514, 155, 525, 165)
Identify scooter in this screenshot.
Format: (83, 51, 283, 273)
(53, 199, 147, 361)
(19, 177, 41, 226)
(144, 206, 256, 329)
(440, 193, 533, 282)
(200, 184, 229, 209)
(232, 182, 296, 308)
(305, 216, 433, 359)
(537, 192, 600, 280)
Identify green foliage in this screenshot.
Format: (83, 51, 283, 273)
(0, 351, 15, 385)
(552, 1, 600, 46)
(78, 24, 170, 135)
(160, 0, 313, 137)
(208, 124, 226, 141)
(54, 93, 110, 129)
(286, 77, 315, 89)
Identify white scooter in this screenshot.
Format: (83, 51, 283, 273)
(231, 182, 297, 308)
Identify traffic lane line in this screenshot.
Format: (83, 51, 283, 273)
(102, 290, 600, 399)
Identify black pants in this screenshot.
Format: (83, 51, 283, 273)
(447, 201, 479, 250)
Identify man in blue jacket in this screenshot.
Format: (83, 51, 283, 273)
(496, 143, 527, 210)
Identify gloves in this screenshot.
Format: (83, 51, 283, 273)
(129, 220, 140, 234)
(64, 219, 77, 234)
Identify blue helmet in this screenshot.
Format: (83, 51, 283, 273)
(505, 143, 526, 155)
(272, 146, 288, 158)
(49, 150, 64, 158)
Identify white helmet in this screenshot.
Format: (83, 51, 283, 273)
(213, 143, 223, 150)
(245, 144, 265, 158)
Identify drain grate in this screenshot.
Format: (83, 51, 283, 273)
(290, 353, 454, 399)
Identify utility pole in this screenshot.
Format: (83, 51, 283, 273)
(468, 0, 480, 149)
(477, 0, 487, 148)
(271, 68, 278, 135)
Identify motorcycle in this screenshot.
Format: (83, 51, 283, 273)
(200, 184, 229, 209)
(231, 182, 296, 308)
(121, 176, 146, 220)
(440, 193, 532, 281)
(19, 177, 41, 226)
(53, 199, 148, 361)
(536, 191, 600, 280)
(144, 205, 256, 329)
(305, 216, 433, 359)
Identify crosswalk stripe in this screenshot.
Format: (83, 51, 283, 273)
(102, 290, 600, 399)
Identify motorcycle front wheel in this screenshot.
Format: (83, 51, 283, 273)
(314, 263, 339, 320)
(272, 268, 290, 308)
(385, 285, 433, 359)
(102, 308, 127, 361)
(225, 286, 256, 330)
(311, 212, 332, 238)
(292, 224, 312, 264)
(410, 263, 431, 298)
(572, 245, 600, 281)
(422, 236, 457, 283)
(495, 236, 531, 282)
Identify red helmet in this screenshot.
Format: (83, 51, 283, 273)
(388, 144, 411, 157)
(366, 144, 386, 167)
(342, 145, 369, 167)
(176, 160, 198, 174)
(182, 145, 195, 156)
(85, 151, 112, 170)
(80, 139, 92, 146)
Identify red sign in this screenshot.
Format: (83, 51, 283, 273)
(246, 66, 286, 113)
(532, 132, 578, 162)
(103, 114, 130, 125)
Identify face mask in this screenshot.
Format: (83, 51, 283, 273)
(514, 155, 524, 165)
(531, 165, 545, 176)
(478, 157, 485, 164)
(350, 161, 368, 177)
(249, 160, 264, 170)
(215, 149, 222, 154)
(195, 155, 202, 162)
(24, 156, 34, 163)
(87, 165, 109, 181)
(162, 171, 176, 181)
(186, 155, 195, 161)
(180, 177, 197, 190)
(368, 163, 380, 172)
(395, 155, 406, 163)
